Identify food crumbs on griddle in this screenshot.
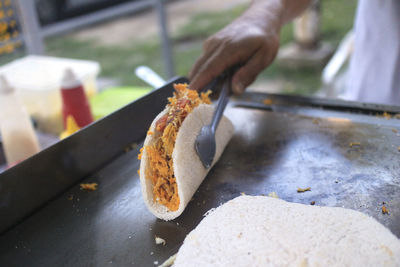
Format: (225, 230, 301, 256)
(267, 192, 279, 199)
(130, 142, 138, 150)
(310, 201, 316, 205)
(137, 169, 140, 175)
(349, 142, 361, 147)
(395, 114, 400, 119)
(297, 187, 311, 193)
(124, 142, 138, 153)
(263, 98, 273, 105)
(137, 147, 144, 160)
(382, 112, 392, 120)
(68, 194, 73, 201)
(312, 118, 320, 125)
(159, 254, 177, 267)
(155, 236, 166, 246)
(382, 205, 389, 214)
(398, 146, 400, 152)
(392, 128, 398, 134)
(80, 183, 98, 191)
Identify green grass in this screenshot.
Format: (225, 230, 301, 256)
(1, 0, 357, 95)
(173, 4, 248, 41)
(46, 36, 165, 87)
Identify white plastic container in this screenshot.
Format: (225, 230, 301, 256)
(0, 75, 40, 165)
(0, 55, 100, 134)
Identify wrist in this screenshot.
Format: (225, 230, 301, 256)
(242, 0, 284, 37)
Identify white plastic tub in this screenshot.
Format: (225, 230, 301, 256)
(0, 55, 100, 134)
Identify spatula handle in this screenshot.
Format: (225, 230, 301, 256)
(211, 77, 230, 133)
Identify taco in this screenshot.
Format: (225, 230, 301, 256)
(138, 84, 234, 220)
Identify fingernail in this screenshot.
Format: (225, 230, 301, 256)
(232, 82, 244, 95)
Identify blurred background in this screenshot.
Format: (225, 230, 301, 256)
(0, 0, 357, 167)
(2, 0, 356, 91)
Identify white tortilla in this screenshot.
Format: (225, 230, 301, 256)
(140, 104, 234, 220)
(174, 196, 400, 267)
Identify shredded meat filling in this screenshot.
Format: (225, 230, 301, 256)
(142, 83, 211, 211)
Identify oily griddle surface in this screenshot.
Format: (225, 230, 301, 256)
(0, 106, 399, 266)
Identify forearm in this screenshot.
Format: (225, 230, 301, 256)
(189, 0, 311, 93)
(242, 0, 311, 33)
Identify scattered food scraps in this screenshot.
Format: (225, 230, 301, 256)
(159, 254, 177, 267)
(267, 192, 279, 199)
(312, 118, 320, 125)
(382, 112, 392, 120)
(124, 142, 139, 153)
(395, 114, 400, 119)
(310, 201, 315, 205)
(80, 183, 98, 191)
(263, 98, 273, 105)
(155, 236, 166, 246)
(392, 128, 398, 134)
(349, 142, 361, 148)
(382, 206, 389, 214)
(130, 143, 138, 150)
(297, 187, 311, 193)
(398, 146, 400, 152)
(138, 147, 144, 160)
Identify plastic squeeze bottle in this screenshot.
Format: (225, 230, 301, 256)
(0, 75, 40, 166)
(60, 68, 94, 130)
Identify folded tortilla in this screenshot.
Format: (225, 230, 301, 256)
(174, 195, 400, 266)
(139, 84, 234, 220)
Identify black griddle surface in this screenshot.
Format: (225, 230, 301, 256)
(0, 91, 399, 266)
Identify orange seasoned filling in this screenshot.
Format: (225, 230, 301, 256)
(142, 83, 211, 211)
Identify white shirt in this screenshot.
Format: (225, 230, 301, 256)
(345, 0, 400, 105)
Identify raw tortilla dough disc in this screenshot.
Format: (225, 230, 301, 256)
(174, 195, 400, 267)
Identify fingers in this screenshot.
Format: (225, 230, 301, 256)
(188, 37, 222, 89)
(189, 24, 280, 93)
(190, 41, 255, 91)
(189, 52, 210, 85)
(189, 44, 231, 91)
(232, 39, 279, 95)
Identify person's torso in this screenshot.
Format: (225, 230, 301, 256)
(346, 0, 400, 105)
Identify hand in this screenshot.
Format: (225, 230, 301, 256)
(189, 15, 281, 95)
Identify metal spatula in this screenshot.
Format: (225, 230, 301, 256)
(195, 74, 231, 169)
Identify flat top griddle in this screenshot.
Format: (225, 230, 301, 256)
(0, 77, 399, 266)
